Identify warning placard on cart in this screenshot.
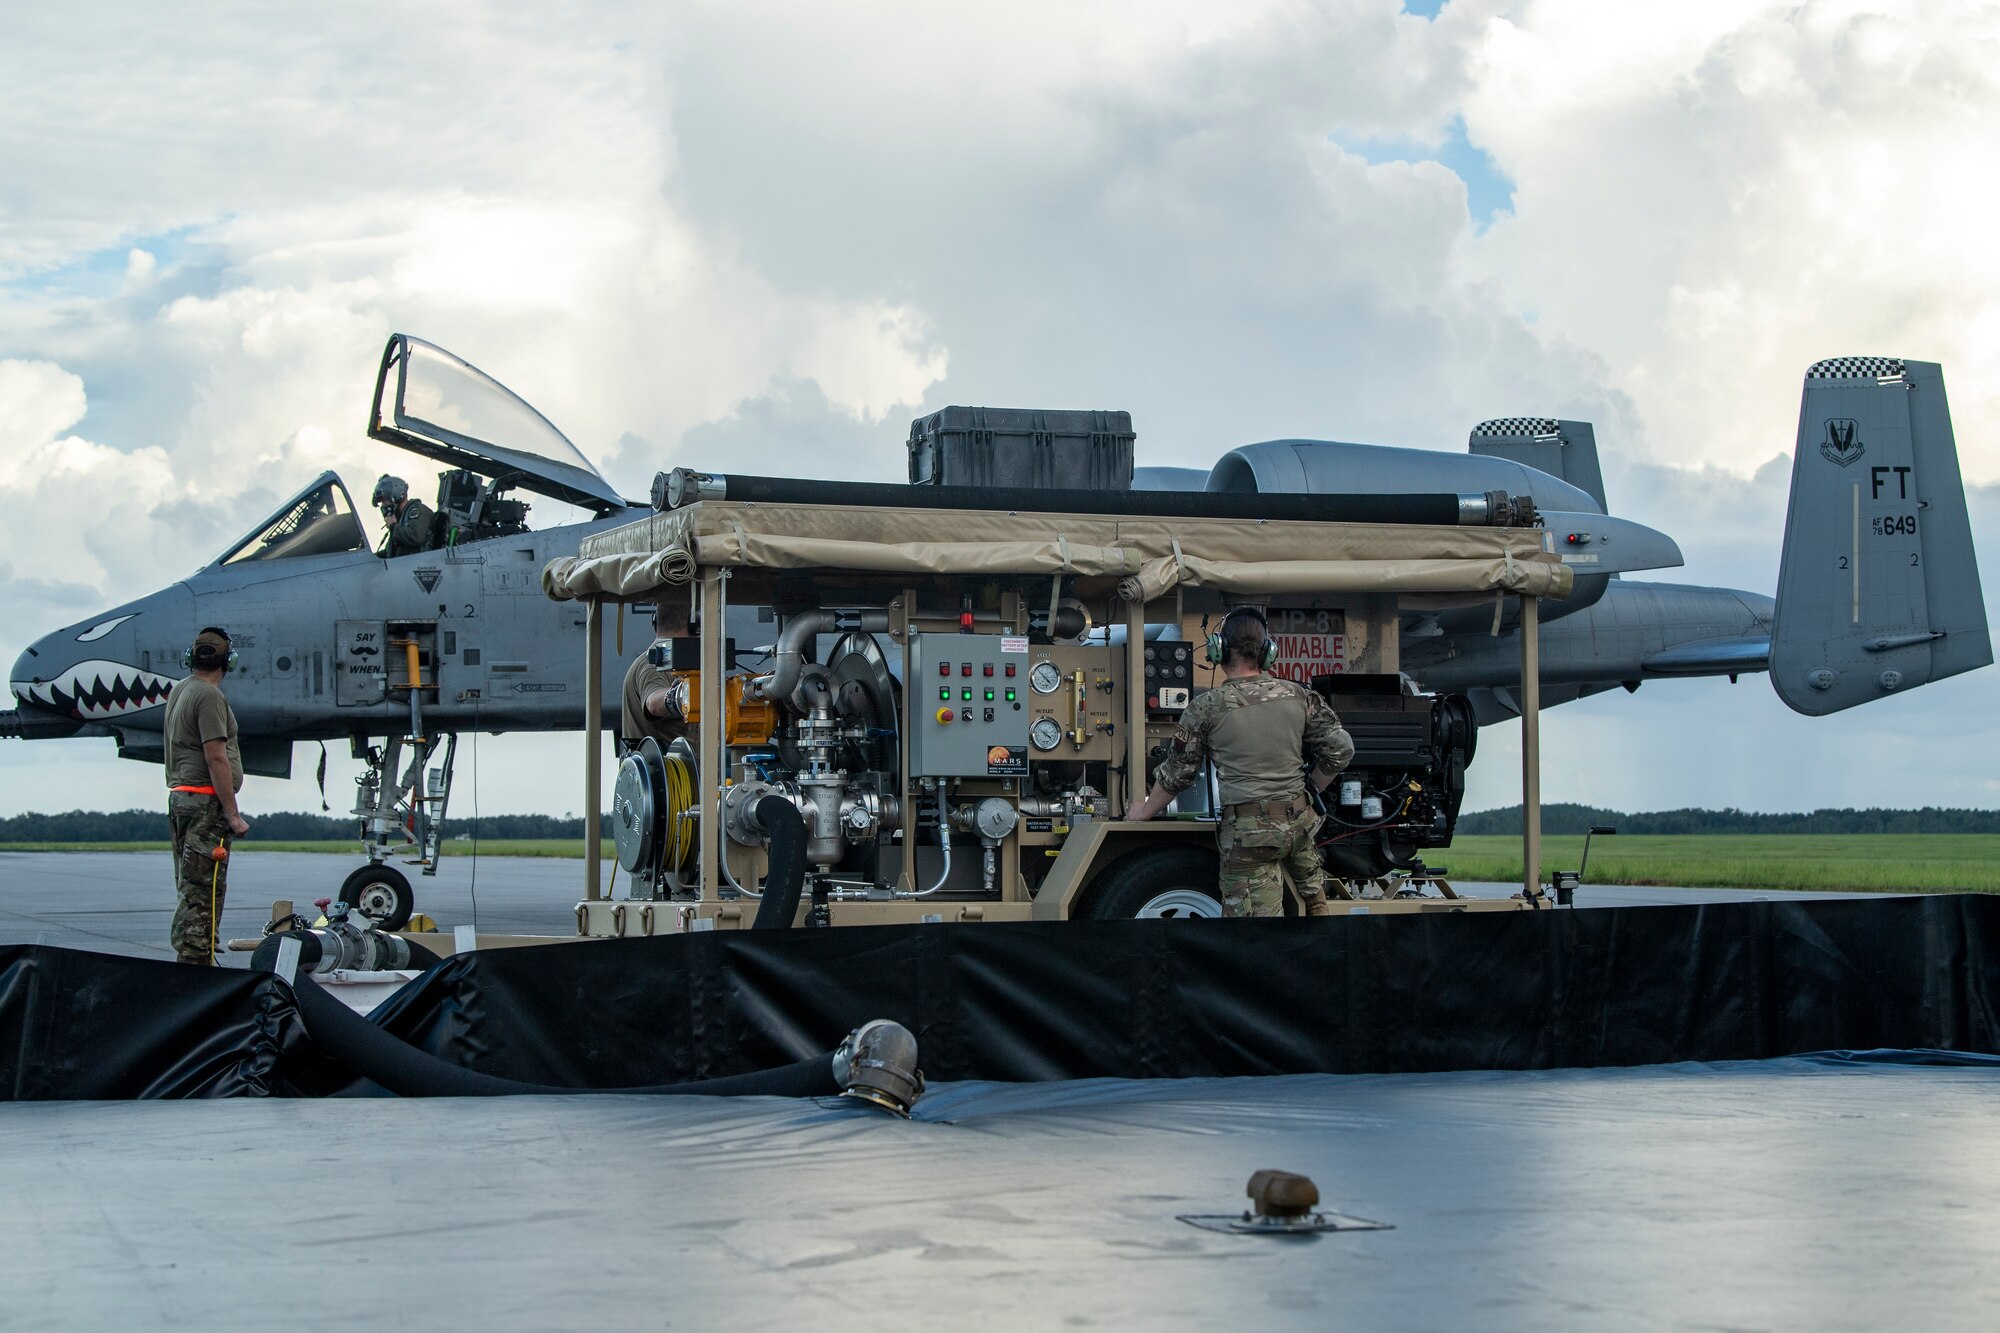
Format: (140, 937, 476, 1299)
(1271, 634, 1345, 683)
(1266, 608, 1347, 684)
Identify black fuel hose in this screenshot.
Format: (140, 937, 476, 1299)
(251, 944, 839, 1098)
(663, 470, 1495, 527)
(752, 796, 808, 931)
(249, 931, 443, 974)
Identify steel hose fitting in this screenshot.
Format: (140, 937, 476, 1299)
(831, 1019, 925, 1117)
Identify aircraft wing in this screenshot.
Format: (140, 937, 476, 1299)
(368, 334, 629, 514)
(1535, 511, 1684, 576)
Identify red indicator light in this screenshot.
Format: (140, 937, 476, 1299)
(961, 663, 972, 676)
(939, 662, 951, 676)
(983, 663, 994, 676)
(1005, 664, 1016, 677)
(1565, 533, 1583, 544)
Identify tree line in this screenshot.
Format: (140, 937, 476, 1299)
(3, 804, 1996, 842)
(1454, 804, 2000, 836)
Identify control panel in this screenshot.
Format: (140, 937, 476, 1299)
(1024, 645, 1122, 761)
(1142, 640, 1194, 713)
(907, 634, 1032, 777)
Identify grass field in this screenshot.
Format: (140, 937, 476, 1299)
(1436, 834, 2000, 893)
(4, 834, 1997, 893)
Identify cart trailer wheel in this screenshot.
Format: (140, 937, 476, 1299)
(1079, 846, 1222, 919)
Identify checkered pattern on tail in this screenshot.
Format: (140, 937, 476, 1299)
(1807, 356, 1904, 380)
(1470, 416, 1561, 440)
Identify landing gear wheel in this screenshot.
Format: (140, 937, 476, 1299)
(1079, 847, 1223, 919)
(338, 863, 414, 931)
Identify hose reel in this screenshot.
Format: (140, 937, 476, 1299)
(612, 737, 698, 879)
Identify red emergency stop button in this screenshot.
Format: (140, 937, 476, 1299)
(935, 707, 954, 724)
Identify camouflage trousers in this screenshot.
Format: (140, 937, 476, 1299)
(1215, 802, 1328, 918)
(168, 792, 232, 965)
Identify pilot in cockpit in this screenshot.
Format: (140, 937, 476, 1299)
(371, 475, 437, 558)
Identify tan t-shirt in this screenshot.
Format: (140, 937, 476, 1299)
(163, 676, 244, 792)
(620, 656, 691, 747)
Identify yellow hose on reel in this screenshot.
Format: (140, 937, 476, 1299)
(661, 749, 696, 872)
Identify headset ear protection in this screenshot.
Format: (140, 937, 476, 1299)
(1205, 608, 1278, 670)
(181, 627, 239, 674)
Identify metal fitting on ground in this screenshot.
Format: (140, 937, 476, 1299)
(831, 1019, 925, 1116)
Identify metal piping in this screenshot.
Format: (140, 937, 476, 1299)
(895, 798, 952, 898)
(747, 609, 892, 704)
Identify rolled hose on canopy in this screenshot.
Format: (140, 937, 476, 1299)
(657, 469, 1533, 527)
(249, 935, 923, 1110)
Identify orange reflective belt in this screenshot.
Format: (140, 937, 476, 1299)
(171, 784, 217, 795)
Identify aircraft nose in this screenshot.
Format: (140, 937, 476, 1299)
(9, 587, 193, 725)
(7, 642, 37, 708)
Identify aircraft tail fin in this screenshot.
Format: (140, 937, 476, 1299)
(1469, 417, 1608, 512)
(1770, 357, 1991, 716)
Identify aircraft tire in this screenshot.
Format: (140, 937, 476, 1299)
(1077, 846, 1222, 920)
(338, 864, 415, 931)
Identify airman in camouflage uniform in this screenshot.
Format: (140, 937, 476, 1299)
(1127, 609, 1354, 917)
(163, 628, 250, 963)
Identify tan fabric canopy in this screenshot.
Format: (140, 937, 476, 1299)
(543, 500, 1574, 602)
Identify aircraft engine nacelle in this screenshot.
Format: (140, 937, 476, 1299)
(1202, 438, 1604, 516)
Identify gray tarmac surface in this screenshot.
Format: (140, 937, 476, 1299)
(0, 848, 1904, 959)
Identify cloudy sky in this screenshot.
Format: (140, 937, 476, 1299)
(2, 0, 1996, 820)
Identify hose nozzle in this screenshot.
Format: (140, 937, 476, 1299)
(831, 1019, 924, 1117)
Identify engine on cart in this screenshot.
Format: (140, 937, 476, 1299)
(1308, 673, 1477, 880)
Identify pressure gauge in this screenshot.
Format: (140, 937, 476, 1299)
(1029, 660, 1065, 694)
(1029, 717, 1064, 751)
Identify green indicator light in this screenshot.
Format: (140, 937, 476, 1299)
(984, 689, 994, 701)
(961, 688, 972, 701)
(1005, 688, 1016, 701)
(939, 687, 950, 701)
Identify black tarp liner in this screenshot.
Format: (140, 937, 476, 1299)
(7, 894, 1997, 1099)
(0, 944, 309, 1098)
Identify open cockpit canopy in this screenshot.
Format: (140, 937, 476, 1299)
(214, 473, 369, 567)
(368, 334, 627, 515)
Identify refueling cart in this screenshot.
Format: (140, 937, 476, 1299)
(543, 412, 1577, 933)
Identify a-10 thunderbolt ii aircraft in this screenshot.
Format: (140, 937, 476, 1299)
(4, 336, 1987, 925)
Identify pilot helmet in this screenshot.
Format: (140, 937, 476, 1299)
(371, 475, 409, 510)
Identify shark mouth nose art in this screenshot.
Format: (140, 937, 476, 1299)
(11, 660, 177, 721)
